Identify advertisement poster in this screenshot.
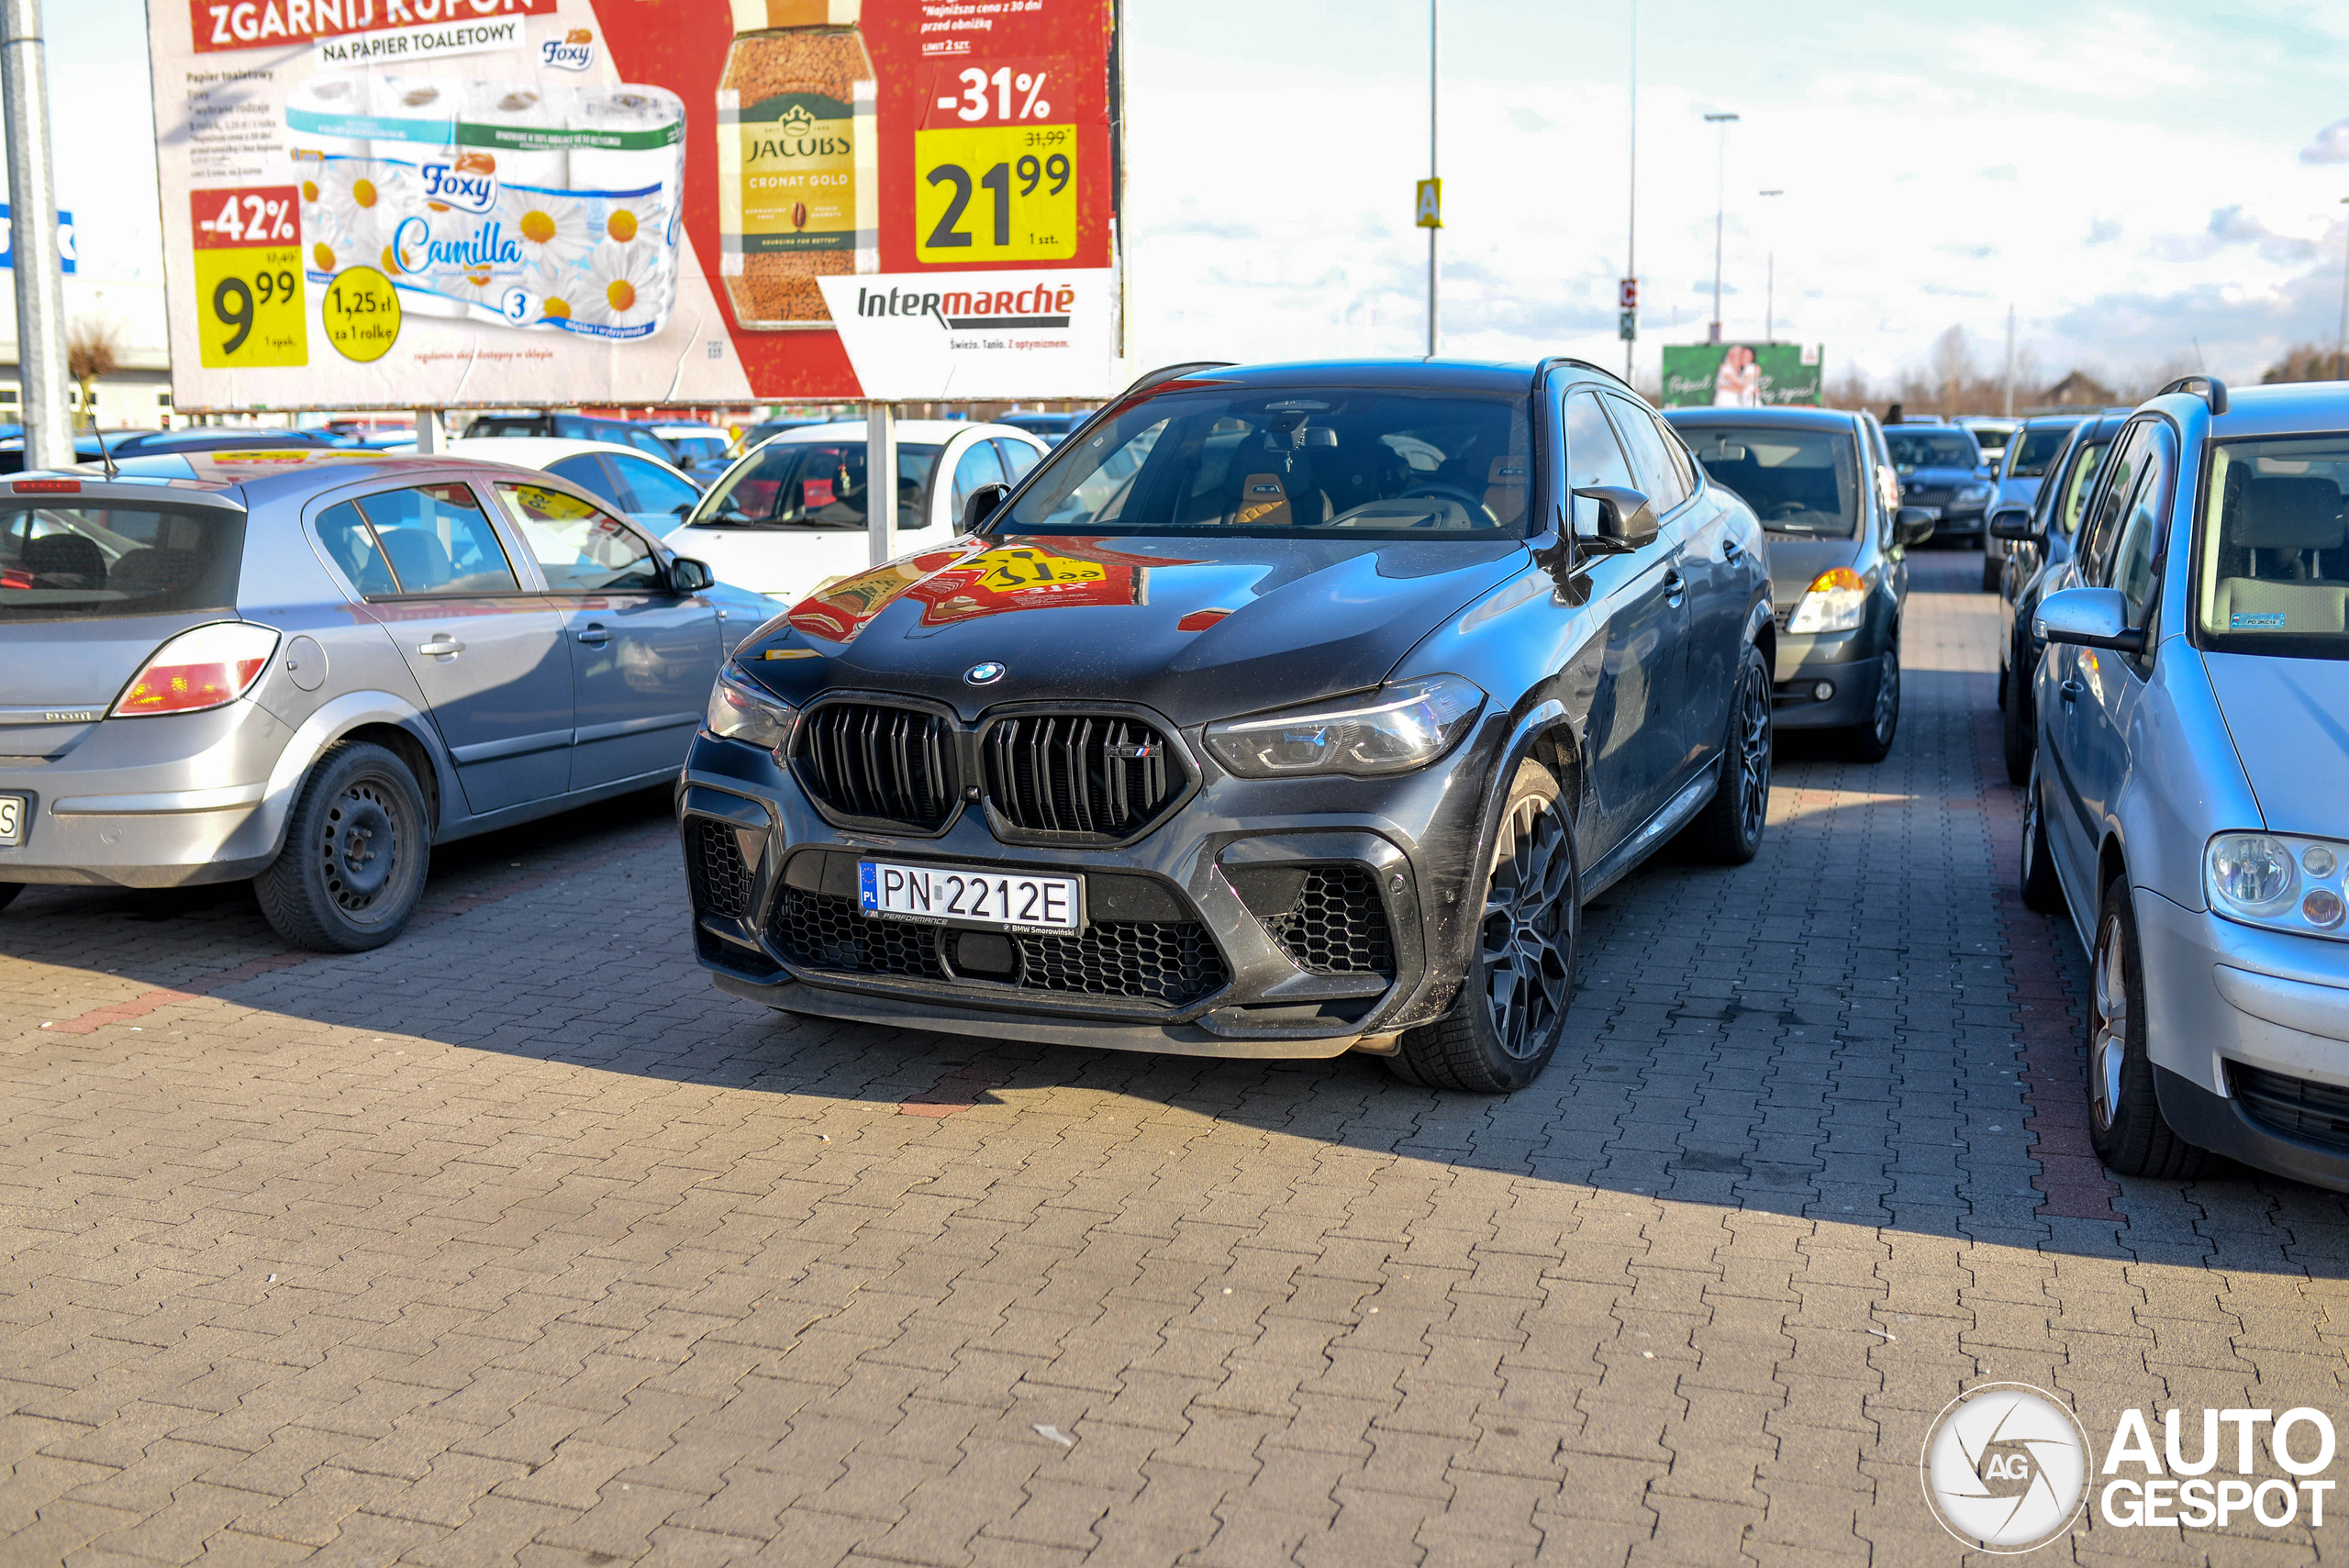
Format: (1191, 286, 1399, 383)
(149, 0, 1123, 410)
(1659, 342, 1824, 408)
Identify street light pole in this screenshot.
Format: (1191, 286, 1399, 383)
(2336, 196, 2348, 382)
(1426, 0, 1439, 361)
(1704, 111, 1739, 345)
(1758, 188, 1782, 342)
(1623, 0, 1636, 381)
(1, 0, 72, 471)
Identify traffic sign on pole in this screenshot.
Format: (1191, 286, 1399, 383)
(1619, 276, 1638, 310)
(1619, 309, 1637, 342)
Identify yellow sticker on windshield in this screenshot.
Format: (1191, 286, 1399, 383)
(969, 547, 1107, 593)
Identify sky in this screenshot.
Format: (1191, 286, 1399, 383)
(31, 0, 2349, 394)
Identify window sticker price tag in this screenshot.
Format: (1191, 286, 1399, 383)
(915, 125, 1077, 263)
(189, 187, 307, 369)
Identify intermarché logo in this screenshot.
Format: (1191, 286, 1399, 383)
(1920, 1384, 2343, 1550)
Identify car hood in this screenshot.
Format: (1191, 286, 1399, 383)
(1762, 533, 1864, 610)
(735, 532, 1528, 725)
(2205, 652, 2349, 835)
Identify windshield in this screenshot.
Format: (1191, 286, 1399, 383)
(1, 503, 245, 623)
(2005, 425, 2076, 478)
(999, 388, 1532, 538)
(688, 440, 945, 529)
(1886, 429, 1981, 470)
(664, 435, 729, 463)
(2196, 435, 2349, 661)
(1676, 424, 1860, 537)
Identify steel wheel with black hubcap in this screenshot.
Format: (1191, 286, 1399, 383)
(2019, 759, 2064, 913)
(1840, 639, 1900, 762)
(2085, 875, 2201, 1178)
(1391, 760, 1577, 1093)
(255, 740, 432, 952)
(2002, 628, 2036, 784)
(1683, 642, 1772, 862)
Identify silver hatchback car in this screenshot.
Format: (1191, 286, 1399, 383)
(2023, 377, 2349, 1189)
(0, 450, 763, 950)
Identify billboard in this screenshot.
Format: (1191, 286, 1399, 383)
(149, 0, 1122, 410)
(1659, 342, 1823, 408)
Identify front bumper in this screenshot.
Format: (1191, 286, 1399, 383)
(0, 702, 296, 888)
(2135, 890, 2349, 1188)
(677, 720, 1498, 1057)
(1772, 653, 1884, 731)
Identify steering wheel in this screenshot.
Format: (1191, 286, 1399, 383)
(1765, 500, 1811, 521)
(1396, 481, 1496, 527)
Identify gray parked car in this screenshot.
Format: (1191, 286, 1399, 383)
(0, 450, 769, 950)
(1989, 412, 2124, 783)
(2022, 376, 2349, 1189)
(1666, 406, 1935, 762)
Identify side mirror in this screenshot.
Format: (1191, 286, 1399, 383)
(963, 481, 1010, 533)
(1572, 484, 1658, 550)
(2034, 585, 2143, 654)
(1894, 506, 1937, 547)
(667, 556, 715, 594)
(1987, 506, 2037, 542)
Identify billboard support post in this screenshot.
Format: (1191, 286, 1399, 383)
(1, 0, 71, 469)
(866, 402, 896, 568)
(414, 409, 440, 456)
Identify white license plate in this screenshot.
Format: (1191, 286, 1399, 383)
(0, 795, 19, 846)
(858, 860, 1082, 933)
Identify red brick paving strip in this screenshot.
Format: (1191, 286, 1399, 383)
(38, 825, 675, 1037)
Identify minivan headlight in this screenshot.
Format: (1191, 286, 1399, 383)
(2207, 832, 2349, 937)
(705, 664, 797, 754)
(1205, 674, 1485, 778)
(1786, 567, 1868, 634)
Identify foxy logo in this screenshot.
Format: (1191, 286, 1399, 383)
(541, 27, 595, 72)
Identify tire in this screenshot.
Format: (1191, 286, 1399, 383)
(0, 883, 19, 913)
(1390, 760, 1577, 1094)
(1839, 640, 1899, 763)
(1683, 642, 1772, 863)
(2002, 632, 2036, 786)
(2019, 760, 2064, 914)
(2086, 875, 2203, 1179)
(253, 741, 432, 952)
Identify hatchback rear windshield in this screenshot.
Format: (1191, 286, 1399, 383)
(686, 440, 945, 529)
(1675, 424, 1860, 537)
(2195, 436, 2349, 661)
(998, 388, 1533, 538)
(1886, 429, 1981, 469)
(0, 502, 245, 623)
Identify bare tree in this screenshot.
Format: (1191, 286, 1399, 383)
(1928, 325, 1976, 412)
(67, 317, 122, 432)
(2263, 343, 2342, 384)
(1821, 366, 1873, 410)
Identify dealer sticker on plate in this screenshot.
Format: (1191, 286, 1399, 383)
(0, 794, 22, 847)
(858, 860, 1082, 933)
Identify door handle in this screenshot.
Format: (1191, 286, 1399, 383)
(2059, 679, 2084, 704)
(418, 636, 464, 657)
(1721, 538, 1743, 564)
(1663, 568, 1687, 604)
(576, 625, 612, 646)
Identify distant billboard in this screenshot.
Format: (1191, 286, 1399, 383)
(1661, 342, 1822, 408)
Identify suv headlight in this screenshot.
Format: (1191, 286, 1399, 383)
(1786, 567, 1869, 634)
(1204, 674, 1485, 778)
(1957, 482, 1994, 506)
(705, 663, 797, 754)
(2206, 832, 2349, 937)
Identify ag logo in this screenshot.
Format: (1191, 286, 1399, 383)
(1920, 1383, 2092, 1552)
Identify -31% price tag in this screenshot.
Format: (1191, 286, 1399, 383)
(191, 187, 307, 369)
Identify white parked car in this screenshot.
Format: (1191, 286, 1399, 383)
(662, 420, 1047, 605)
(649, 423, 735, 478)
(383, 437, 707, 540)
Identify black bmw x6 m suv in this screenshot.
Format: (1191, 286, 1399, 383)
(678, 359, 1775, 1091)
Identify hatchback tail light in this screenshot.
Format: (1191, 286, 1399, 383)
(112, 622, 280, 717)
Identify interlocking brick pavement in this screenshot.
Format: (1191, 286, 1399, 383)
(4, 548, 2346, 1567)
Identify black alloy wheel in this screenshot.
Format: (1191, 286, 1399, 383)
(2019, 759, 2064, 914)
(1841, 639, 1900, 763)
(1684, 643, 1772, 863)
(254, 740, 432, 952)
(2002, 628, 2036, 785)
(2085, 875, 2202, 1178)
(1392, 760, 1577, 1093)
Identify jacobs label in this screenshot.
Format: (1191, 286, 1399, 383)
(733, 93, 856, 253)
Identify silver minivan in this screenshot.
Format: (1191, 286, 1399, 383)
(2023, 378, 2349, 1189)
(0, 450, 763, 950)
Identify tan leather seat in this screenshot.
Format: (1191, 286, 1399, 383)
(1483, 455, 1529, 527)
(1234, 473, 1291, 528)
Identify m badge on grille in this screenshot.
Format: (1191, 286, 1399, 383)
(1106, 741, 1159, 761)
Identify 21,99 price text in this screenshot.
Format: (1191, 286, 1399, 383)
(914, 126, 1078, 264)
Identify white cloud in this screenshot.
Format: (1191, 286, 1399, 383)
(2301, 117, 2349, 163)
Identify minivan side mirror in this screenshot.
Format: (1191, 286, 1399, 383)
(2034, 585, 2143, 654)
(963, 481, 1010, 533)
(667, 556, 715, 594)
(1572, 484, 1658, 550)
(1987, 506, 2037, 542)
(1894, 506, 1937, 547)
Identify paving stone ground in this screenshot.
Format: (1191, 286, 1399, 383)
(3, 548, 2345, 1567)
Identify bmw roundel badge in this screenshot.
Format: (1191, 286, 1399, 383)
(964, 662, 1007, 685)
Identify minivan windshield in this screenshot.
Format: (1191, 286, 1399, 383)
(687, 440, 946, 529)
(2196, 435, 2349, 661)
(997, 388, 1533, 538)
(1675, 424, 1860, 537)
(1886, 429, 1982, 470)
(0, 502, 245, 623)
